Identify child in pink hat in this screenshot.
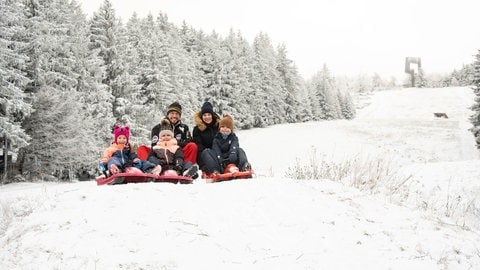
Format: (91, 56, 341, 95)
(99, 125, 141, 175)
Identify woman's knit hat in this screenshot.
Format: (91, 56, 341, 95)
(200, 101, 214, 115)
(219, 114, 234, 130)
(159, 119, 174, 137)
(113, 125, 130, 144)
(166, 101, 182, 115)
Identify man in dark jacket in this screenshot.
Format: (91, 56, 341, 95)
(151, 101, 198, 164)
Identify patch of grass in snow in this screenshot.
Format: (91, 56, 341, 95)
(285, 147, 480, 230)
(285, 147, 412, 197)
(416, 180, 480, 230)
(0, 194, 46, 236)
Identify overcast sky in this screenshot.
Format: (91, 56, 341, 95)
(78, 0, 480, 80)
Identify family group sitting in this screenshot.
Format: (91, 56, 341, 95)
(99, 101, 251, 179)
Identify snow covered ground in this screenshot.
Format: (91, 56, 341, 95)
(1, 87, 480, 269)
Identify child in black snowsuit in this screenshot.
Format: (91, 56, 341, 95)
(201, 115, 251, 175)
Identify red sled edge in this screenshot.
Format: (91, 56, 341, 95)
(203, 170, 254, 183)
(96, 172, 193, 185)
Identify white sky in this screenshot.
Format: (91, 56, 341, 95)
(78, 0, 480, 79)
(2, 86, 480, 268)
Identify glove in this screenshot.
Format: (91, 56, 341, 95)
(228, 152, 237, 164)
(133, 160, 143, 169)
(98, 162, 106, 172)
(174, 165, 183, 174)
(220, 158, 229, 169)
(217, 155, 224, 165)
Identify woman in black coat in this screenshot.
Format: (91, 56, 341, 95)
(192, 101, 220, 170)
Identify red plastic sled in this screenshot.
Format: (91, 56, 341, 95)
(96, 167, 193, 185)
(202, 163, 254, 183)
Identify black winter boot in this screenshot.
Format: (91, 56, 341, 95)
(183, 164, 199, 178)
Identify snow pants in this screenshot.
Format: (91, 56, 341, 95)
(201, 148, 248, 174)
(107, 156, 129, 172)
(142, 155, 193, 175)
(182, 142, 198, 164)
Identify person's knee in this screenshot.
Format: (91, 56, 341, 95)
(184, 142, 198, 153)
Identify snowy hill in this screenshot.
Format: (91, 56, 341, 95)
(1, 87, 480, 269)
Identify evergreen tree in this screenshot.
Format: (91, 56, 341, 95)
(308, 73, 329, 120)
(19, 0, 99, 180)
(221, 30, 257, 128)
(70, 0, 116, 167)
(470, 50, 480, 148)
(89, 0, 131, 124)
(276, 43, 303, 123)
(338, 91, 356, 120)
(22, 89, 87, 179)
(450, 64, 474, 86)
(306, 64, 353, 121)
(296, 87, 314, 122)
(154, 13, 183, 110)
(252, 32, 284, 127)
(0, 0, 32, 152)
(196, 32, 228, 104)
(155, 13, 199, 123)
(310, 65, 338, 120)
(178, 22, 208, 118)
(208, 29, 253, 126)
(122, 13, 158, 143)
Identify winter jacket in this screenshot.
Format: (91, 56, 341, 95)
(212, 132, 240, 164)
(192, 111, 220, 155)
(151, 119, 192, 148)
(101, 142, 138, 171)
(148, 138, 184, 172)
(100, 142, 137, 164)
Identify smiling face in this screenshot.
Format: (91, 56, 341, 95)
(219, 125, 231, 135)
(160, 133, 173, 142)
(167, 111, 181, 125)
(202, 113, 213, 124)
(116, 135, 127, 145)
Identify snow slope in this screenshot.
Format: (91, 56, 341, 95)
(244, 87, 478, 175)
(1, 87, 479, 269)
